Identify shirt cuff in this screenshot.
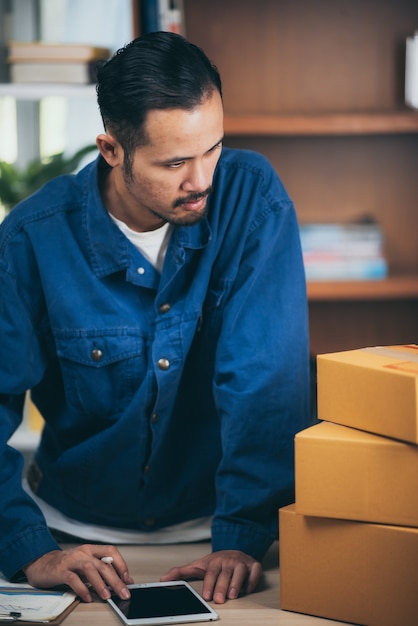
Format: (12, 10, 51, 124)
(211, 519, 275, 562)
(2, 525, 60, 581)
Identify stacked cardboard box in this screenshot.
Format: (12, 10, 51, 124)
(279, 344, 418, 626)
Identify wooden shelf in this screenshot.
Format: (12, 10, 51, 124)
(307, 275, 418, 301)
(0, 82, 96, 99)
(224, 111, 418, 136)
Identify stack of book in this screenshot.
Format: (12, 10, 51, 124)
(299, 221, 388, 281)
(279, 343, 418, 625)
(7, 41, 111, 84)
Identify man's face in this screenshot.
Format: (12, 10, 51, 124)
(106, 90, 224, 231)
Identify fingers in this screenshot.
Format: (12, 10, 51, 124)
(95, 546, 134, 586)
(160, 564, 205, 582)
(73, 545, 133, 602)
(245, 560, 263, 594)
(219, 561, 248, 601)
(161, 550, 262, 605)
(23, 545, 133, 603)
(203, 559, 263, 600)
(201, 560, 244, 604)
(64, 569, 95, 603)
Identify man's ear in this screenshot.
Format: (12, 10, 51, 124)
(96, 133, 123, 167)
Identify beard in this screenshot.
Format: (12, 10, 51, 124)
(147, 199, 210, 226)
(173, 187, 213, 209)
(162, 186, 213, 225)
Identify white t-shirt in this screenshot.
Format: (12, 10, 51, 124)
(109, 213, 173, 273)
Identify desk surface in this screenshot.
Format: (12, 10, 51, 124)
(62, 541, 354, 625)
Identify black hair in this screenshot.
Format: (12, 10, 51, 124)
(96, 31, 222, 165)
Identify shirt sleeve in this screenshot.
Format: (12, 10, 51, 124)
(209, 163, 311, 561)
(0, 260, 59, 580)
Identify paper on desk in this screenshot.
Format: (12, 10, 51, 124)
(0, 586, 77, 622)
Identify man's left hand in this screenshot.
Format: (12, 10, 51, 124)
(160, 549, 262, 604)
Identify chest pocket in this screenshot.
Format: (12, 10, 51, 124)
(54, 329, 146, 419)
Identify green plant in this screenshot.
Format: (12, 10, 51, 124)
(0, 144, 98, 212)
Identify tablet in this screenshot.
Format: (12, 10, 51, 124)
(107, 581, 219, 625)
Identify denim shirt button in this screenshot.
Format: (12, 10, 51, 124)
(157, 358, 170, 370)
(91, 348, 103, 362)
(151, 412, 159, 423)
(159, 303, 171, 314)
(137, 266, 145, 275)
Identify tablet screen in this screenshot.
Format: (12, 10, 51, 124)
(108, 582, 218, 625)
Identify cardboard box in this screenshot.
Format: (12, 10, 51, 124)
(295, 421, 418, 526)
(317, 344, 418, 443)
(279, 504, 418, 626)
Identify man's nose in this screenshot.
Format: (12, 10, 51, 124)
(182, 161, 212, 192)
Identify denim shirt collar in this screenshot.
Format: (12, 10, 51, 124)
(83, 155, 212, 280)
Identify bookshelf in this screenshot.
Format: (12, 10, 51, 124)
(0, 83, 96, 99)
(181, 0, 418, 354)
(307, 276, 418, 302)
(224, 112, 418, 136)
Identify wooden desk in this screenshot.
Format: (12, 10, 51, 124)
(62, 541, 354, 625)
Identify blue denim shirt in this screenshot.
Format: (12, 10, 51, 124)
(0, 148, 310, 579)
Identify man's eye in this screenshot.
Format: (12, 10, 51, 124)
(167, 161, 184, 169)
(210, 141, 223, 152)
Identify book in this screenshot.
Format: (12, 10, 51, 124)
(0, 583, 78, 625)
(299, 223, 385, 255)
(10, 61, 100, 84)
(302, 256, 388, 281)
(7, 41, 110, 63)
(299, 222, 388, 281)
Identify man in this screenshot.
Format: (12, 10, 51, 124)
(0, 32, 310, 605)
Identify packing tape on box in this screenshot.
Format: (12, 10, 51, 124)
(361, 345, 418, 365)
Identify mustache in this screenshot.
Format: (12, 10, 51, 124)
(174, 186, 213, 208)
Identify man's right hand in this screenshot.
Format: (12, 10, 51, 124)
(22, 544, 134, 602)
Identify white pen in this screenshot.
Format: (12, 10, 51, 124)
(101, 556, 114, 565)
